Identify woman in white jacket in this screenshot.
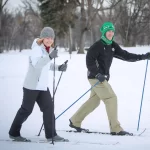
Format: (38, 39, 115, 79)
(9, 27, 68, 142)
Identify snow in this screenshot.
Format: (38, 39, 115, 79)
(0, 46, 150, 150)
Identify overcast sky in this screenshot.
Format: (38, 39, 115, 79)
(6, 0, 38, 10)
(7, 0, 23, 9)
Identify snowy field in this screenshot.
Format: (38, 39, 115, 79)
(0, 46, 150, 150)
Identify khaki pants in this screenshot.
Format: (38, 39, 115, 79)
(70, 79, 123, 133)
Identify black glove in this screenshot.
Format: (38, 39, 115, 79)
(95, 73, 106, 82)
(49, 49, 58, 60)
(141, 52, 150, 60)
(58, 64, 67, 72)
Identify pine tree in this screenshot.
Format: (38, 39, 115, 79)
(38, 0, 77, 37)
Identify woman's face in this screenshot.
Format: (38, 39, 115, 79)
(105, 30, 114, 40)
(43, 37, 54, 47)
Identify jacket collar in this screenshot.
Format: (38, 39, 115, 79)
(41, 44, 53, 55)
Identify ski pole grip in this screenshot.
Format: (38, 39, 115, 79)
(64, 60, 68, 64)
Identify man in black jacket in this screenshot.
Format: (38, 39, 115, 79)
(69, 22, 150, 135)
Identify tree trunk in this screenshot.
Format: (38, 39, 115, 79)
(77, 30, 85, 54)
(0, 1, 2, 52)
(0, 0, 2, 31)
(0, 13, 1, 31)
(19, 38, 23, 52)
(124, 39, 130, 47)
(68, 25, 74, 54)
(130, 35, 136, 47)
(91, 26, 97, 45)
(70, 27, 76, 52)
(71, 40, 76, 52)
(0, 39, 2, 53)
(68, 28, 72, 55)
(77, 0, 86, 54)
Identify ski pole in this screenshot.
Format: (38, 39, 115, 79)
(55, 81, 100, 120)
(38, 80, 100, 136)
(54, 60, 68, 94)
(51, 46, 57, 145)
(37, 59, 68, 136)
(137, 60, 149, 131)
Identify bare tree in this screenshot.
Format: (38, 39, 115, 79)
(21, 0, 42, 37)
(12, 0, 42, 51)
(0, 0, 9, 30)
(114, 0, 150, 46)
(0, 0, 9, 53)
(77, 0, 122, 54)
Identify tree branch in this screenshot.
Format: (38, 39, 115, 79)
(2, 0, 9, 9)
(98, 0, 122, 11)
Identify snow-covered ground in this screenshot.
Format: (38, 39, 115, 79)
(0, 46, 150, 150)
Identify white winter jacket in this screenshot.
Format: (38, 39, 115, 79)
(23, 39, 59, 91)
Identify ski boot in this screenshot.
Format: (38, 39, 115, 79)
(9, 135, 31, 142)
(69, 119, 89, 132)
(47, 135, 69, 142)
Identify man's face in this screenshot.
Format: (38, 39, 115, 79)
(105, 30, 114, 40)
(43, 37, 54, 47)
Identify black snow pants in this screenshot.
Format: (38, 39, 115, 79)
(9, 87, 56, 139)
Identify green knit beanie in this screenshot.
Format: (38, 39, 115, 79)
(100, 22, 115, 45)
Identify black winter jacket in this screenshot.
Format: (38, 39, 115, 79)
(86, 39, 145, 80)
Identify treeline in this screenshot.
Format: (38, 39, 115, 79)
(0, 0, 150, 53)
